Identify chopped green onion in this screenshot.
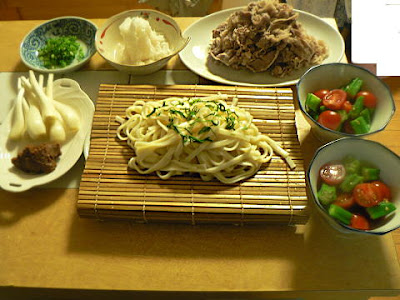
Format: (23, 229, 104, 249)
(38, 35, 84, 69)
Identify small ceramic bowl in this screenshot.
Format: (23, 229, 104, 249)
(20, 17, 97, 74)
(297, 63, 395, 142)
(95, 10, 189, 75)
(307, 137, 400, 236)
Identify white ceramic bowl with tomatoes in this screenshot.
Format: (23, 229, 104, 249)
(297, 63, 395, 142)
(307, 137, 400, 235)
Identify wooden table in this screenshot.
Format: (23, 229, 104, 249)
(1, 18, 400, 300)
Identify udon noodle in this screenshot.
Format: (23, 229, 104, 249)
(116, 94, 295, 184)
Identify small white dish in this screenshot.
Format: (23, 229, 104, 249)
(307, 138, 400, 236)
(20, 17, 97, 74)
(0, 78, 94, 192)
(297, 63, 396, 142)
(179, 7, 345, 87)
(96, 9, 189, 75)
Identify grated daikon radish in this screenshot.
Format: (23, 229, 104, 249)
(117, 16, 171, 65)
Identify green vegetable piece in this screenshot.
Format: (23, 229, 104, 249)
(318, 183, 337, 206)
(366, 202, 396, 219)
(38, 35, 84, 69)
(360, 108, 371, 124)
(349, 96, 364, 119)
(305, 93, 322, 113)
(328, 204, 353, 225)
(343, 77, 363, 99)
(337, 110, 348, 123)
(350, 116, 370, 134)
(309, 112, 319, 120)
(343, 155, 361, 174)
(340, 173, 364, 193)
(361, 167, 380, 181)
(368, 108, 375, 116)
(319, 105, 327, 112)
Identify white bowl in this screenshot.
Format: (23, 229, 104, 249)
(297, 63, 396, 142)
(95, 10, 189, 75)
(307, 137, 400, 236)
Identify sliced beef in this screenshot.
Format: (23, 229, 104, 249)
(209, 0, 329, 77)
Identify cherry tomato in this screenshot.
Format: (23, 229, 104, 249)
(342, 100, 353, 113)
(353, 183, 383, 207)
(317, 110, 342, 130)
(322, 89, 347, 110)
(356, 91, 377, 108)
(319, 162, 346, 185)
(343, 120, 354, 134)
(333, 193, 355, 209)
(350, 214, 370, 230)
(371, 181, 391, 200)
(313, 89, 330, 100)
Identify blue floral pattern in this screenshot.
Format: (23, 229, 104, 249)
(20, 17, 97, 70)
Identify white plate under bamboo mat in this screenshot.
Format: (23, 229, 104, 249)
(77, 84, 308, 225)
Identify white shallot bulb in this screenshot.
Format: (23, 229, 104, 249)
(48, 110, 66, 143)
(53, 100, 80, 133)
(9, 87, 26, 140)
(26, 103, 47, 140)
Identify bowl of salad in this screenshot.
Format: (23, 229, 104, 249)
(307, 137, 400, 235)
(20, 17, 97, 74)
(297, 63, 395, 142)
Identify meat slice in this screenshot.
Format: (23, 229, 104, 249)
(12, 143, 62, 174)
(209, 0, 329, 77)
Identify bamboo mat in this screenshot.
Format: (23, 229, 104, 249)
(77, 84, 308, 225)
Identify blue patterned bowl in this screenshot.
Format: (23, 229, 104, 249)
(20, 17, 97, 73)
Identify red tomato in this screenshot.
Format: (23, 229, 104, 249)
(350, 214, 370, 230)
(342, 100, 353, 113)
(356, 91, 377, 108)
(317, 110, 342, 130)
(371, 181, 391, 200)
(319, 163, 346, 185)
(353, 183, 383, 207)
(334, 193, 355, 209)
(322, 89, 347, 110)
(313, 89, 330, 100)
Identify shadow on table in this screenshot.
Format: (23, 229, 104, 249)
(0, 188, 65, 226)
(66, 123, 399, 292)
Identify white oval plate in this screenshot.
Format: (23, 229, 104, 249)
(0, 78, 94, 192)
(179, 7, 345, 87)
